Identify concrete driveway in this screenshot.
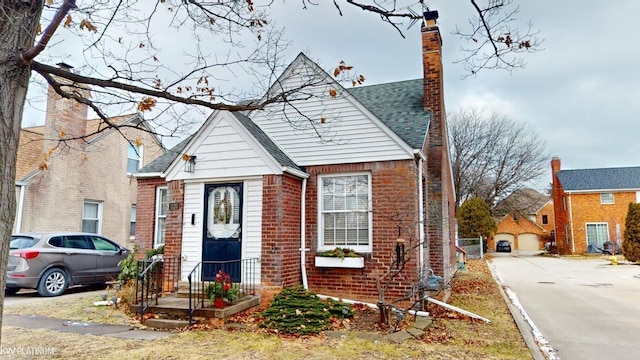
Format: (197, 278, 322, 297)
(490, 253, 640, 360)
(4, 284, 109, 307)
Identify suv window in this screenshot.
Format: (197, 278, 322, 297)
(10, 236, 39, 250)
(64, 235, 94, 250)
(90, 236, 119, 251)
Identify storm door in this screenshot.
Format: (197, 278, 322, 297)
(203, 183, 242, 281)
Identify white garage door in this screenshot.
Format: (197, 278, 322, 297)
(494, 234, 514, 250)
(518, 233, 540, 250)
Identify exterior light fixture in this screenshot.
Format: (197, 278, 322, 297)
(183, 154, 196, 173)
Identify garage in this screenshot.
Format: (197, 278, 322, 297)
(517, 233, 540, 250)
(494, 233, 514, 251)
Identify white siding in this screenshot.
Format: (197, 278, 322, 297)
(251, 72, 413, 166)
(169, 114, 281, 182)
(181, 182, 204, 279)
(243, 178, 263, 285)
(180, 179, 263, 285)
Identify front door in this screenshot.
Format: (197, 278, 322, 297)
(203, 183, 242, 281)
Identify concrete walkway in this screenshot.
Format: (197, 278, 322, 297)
(3, 314, 174, 340)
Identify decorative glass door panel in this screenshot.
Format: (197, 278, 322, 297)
(203, 183, 242, 281)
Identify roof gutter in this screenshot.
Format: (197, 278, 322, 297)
(564, 188, 640, 194)
(133, 172, 165, 178)
(282, 166, 309, 179)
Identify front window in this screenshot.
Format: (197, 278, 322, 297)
(541, 215, 548, 225)
(155, 187, 168, 247)
(318, 173, 372, 252)
(600, 193, 614, 204)
(82, 201, 102, 234)
(127, 143, 143, 174)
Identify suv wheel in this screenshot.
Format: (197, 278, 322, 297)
(38, 268, 68, 297)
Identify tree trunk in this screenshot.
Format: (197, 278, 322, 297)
(0, 1, 44, 343)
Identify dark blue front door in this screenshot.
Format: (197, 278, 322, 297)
(203, 183, 242, 281)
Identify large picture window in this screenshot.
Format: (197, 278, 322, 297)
(318, 173, 372, 252)
(155, 187, 168, 247)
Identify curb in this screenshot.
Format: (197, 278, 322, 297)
(486, 259, 547, 360)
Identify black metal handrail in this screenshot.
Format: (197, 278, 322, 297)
(187, 258, 259, 324)
(135, 256, 181, 322)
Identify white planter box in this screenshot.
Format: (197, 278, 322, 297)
(314, 256, 364, 269)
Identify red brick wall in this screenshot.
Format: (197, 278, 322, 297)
(165, 180, 185, 260)
(304, 160, 421, 304)
(135, 177, 167, 257)
(261, 174, 302, 287)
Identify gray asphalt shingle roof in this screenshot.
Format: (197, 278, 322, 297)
(137, 112, 301, 174)
(557, 166, 640, 191)
(348, 78, 430, 149)
(138, 79, 430, 175)
(138, 135, 193, 173)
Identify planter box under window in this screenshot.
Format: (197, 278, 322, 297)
(314, 256, 364, 269)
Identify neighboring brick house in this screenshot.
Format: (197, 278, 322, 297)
(14, 70, 165, 247)
(135, 11, 456, 304)
(492, 188, 554, 251)
(551, 157, 640, 254)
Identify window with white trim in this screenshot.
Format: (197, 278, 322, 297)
(586, 222, 609, 250)
(82, 201, 102, 234)
(600, 193, 614, 204)
(318, 173, 372, 252)
(154, 187, 168, 247)
(127, 143, 143, 174)
(130, 205, 137, 238)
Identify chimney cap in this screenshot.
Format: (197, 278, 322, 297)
(56, 62, 74, 71)
(424, 10, 439, 21)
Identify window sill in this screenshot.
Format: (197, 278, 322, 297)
(314, 256, 364, 269)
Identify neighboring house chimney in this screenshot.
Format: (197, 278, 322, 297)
(551, 157, 561, 174)
(44, 63, 89, 152)
(422, 10, 456, 283)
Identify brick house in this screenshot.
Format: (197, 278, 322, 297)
(492, 188, 554, 251)
(551, 157, 640, 254)
(134, 12, 456, 304)
(14, 69, 165, 247)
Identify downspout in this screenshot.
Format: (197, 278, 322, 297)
(417, 157, 425, 271)
(568, 193, 575, 253)
(300, 178, 309, 289)
(15, 183, 26, 232)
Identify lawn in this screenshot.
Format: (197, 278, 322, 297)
(2, 259, 533, 360)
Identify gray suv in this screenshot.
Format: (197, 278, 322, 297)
(7, 232, 130, 297)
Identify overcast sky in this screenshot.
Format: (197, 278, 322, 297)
(268, 1, 640, 190)
(23, 1, 640, 191)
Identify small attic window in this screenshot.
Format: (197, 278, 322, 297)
(600, 193, 614, 205)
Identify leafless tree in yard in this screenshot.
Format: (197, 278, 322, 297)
(0, 0, 539, 342)
(448, 107, 548, 211)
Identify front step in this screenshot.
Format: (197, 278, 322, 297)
(144, 318, 190, 329)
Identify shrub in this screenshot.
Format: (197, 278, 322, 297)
(261, 285, 353, 335)
(623, 203, 640, 262)
(457, 197, 497, 239)
(316, 247, 361, 259)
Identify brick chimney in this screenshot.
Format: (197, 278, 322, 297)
(551, 157, 561, 174)
(421, 10, 456, 287)
(44, 63, 89, 151)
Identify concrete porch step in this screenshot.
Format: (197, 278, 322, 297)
(144, 318, 190, 329)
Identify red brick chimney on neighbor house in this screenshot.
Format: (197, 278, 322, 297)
(550, 157, 570, 254)
(422, 10, 456, 283)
